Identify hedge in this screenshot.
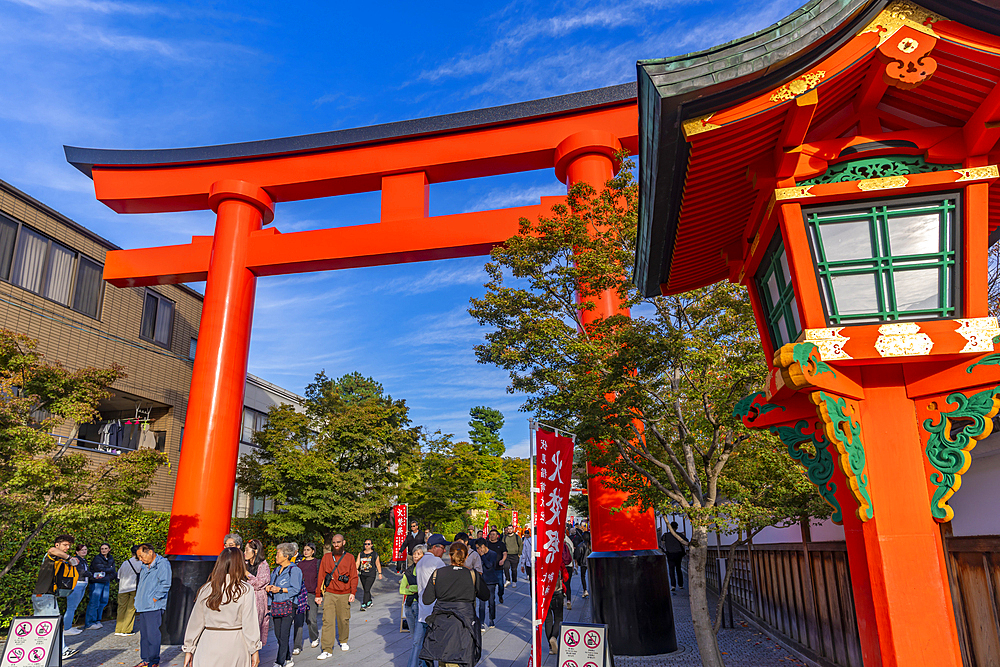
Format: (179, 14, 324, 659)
(0, 511, 394, 631)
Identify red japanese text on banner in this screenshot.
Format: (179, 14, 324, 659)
(533, 428, 574, 660)
(483, 510, 490, 536)
(512, 510, 519, 532)
(392, 504, 408, 561)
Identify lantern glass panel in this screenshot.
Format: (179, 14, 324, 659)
(830, 273, 880, 315)
(755, 234, 802, 348)
(805, 195, 958, 325)
(820, 220, 873, 261)
(887, 213, 940, 256)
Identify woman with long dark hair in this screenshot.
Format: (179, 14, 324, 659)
(244, 539, 270, 647)
(182, 547, 261, 667)
(420, 542, 488, 666)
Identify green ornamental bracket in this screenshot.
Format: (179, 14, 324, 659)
(812, 391, 873, 522)
(770, 420, 843, 524)
(733, 390, 783, 424)
(966, 335, 1000, 374)
(798, 155, 959, 186)
(923, 386, 1000, 522)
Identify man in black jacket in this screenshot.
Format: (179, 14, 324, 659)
(399, 521, 425, 566)
(661, 522, 687, 591)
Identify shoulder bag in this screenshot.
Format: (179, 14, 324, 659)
(269, 566, 296, 618)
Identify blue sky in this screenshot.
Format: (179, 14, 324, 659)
(0, 0, 799, 457)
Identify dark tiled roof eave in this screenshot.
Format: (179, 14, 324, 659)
(636, 0, 1000, 297)
(635, 0, 884, 297)
(64, 83, 637, 178)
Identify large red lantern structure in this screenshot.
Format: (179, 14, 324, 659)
(66, 85, 670, 648)
(636, 0, 1000, 664)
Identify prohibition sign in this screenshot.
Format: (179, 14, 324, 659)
(35, 620, 53, 637)
(564, 629, 581, 647)
(14, 620, 32, 637)
(563, 662, 578, 667)
(27, 646, 46, 663)
(584, 630, 602, 649)
(7, 648, 25, 662)
(584, 663, 599, 667)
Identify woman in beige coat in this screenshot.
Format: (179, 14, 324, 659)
(183, 547, 262, 667)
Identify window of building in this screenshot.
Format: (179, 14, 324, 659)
(188, 338, 197, 361)
(0, 213, 104, 318)
(805, 195, 958, 325)
(241, 407, 268, 444)
(72, 257, 104, 318)
(755, 233, 802, 348)
(140, 290, 174, 348)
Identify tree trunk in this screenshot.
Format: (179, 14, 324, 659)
(688, 526, 725, 667)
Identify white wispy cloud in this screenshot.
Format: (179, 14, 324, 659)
(463, 184, 566, 213)
(380, 262, 487, 295)
(414, 0, 801, 101)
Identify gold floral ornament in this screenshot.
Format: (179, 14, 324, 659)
(770, 71, 826, 103)
(803, 328, 852, 361)
(955, 318, 1000, 354)
(857, 175, 909, 191)
(682, 113, 721, 138)
(955, 165, 1000, 182)
(874, 322, 933, 357)
(858, 0, 941, 45)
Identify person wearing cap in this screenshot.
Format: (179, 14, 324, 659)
(407, 534, 447, 667)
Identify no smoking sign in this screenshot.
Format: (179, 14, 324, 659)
(558, 623, 612, 667)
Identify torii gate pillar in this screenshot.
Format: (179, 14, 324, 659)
(557, 132, 676, 655)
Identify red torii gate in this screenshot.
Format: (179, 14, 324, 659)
(65, 83, 667, 646)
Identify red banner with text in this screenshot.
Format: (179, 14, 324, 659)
(392, 504, 407, 561)
(483, 510, 490, 537)
(533, 428, 574, 663)
(512, 509, 519, 532)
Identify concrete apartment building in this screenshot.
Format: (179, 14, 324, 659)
(0, 178, 302, 514)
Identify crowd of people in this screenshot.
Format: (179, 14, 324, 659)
(30, 519, 598, 667)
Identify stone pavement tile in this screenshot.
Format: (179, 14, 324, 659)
(55, 573, 807, 667)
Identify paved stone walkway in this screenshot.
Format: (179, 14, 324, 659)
(58, 572, 806, 667)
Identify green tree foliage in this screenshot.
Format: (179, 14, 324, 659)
(469, 160, 828, 667)
(236, 371, 418, 539)
(403, 429, 477, 529)
(0, 330, 167, 583)
(468, 406, 505, 457)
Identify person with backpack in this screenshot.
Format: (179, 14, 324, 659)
(574, 532, 592, 598)
(32, 534, 79, 660)
(115, 545, 142, 635)
(63, 544, 91, 635)
(475, 539, 501, 629)
(293, 543, 320, 654)
(502, 525, 522, 588)
(85, 543, 116, 629)
(267, 543, 303, 667)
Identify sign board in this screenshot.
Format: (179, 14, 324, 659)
(558, 622, 613, 667)
(392, 504, 407, 561)
(2, 616, 61, 667)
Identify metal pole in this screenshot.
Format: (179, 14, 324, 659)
(529, 420, 538, 667)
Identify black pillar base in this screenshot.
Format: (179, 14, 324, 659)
(588, 549, 676, 656)
(161, 555, 216, 645)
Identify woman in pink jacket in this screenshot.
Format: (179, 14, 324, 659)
(244, 539, 271, 646)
